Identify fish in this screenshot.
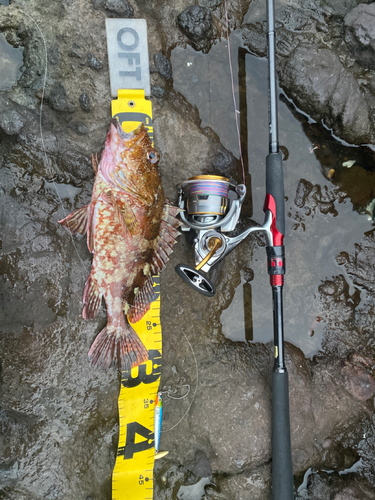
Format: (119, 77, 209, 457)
(58, 119, 180, 371)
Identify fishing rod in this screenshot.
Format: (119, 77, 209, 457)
(174, 0, 294, 497)
(265, 0, 294, 498)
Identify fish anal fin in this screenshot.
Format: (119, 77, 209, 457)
(58, 204, 89, 235)
(128, 276, 157, 323)
(82, 274, 102, 319)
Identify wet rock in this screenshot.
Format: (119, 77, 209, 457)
(344, 3, 375, 69)
(325, 0, 357, 17)
(87, 52, 103, 71)
(278, 44, 372, 145)
(339, 229, 375, 293)
(47, 82, 75, 113)
(177, 6, 213, 52)
(186, 450, 212, 478)
(79, 93, 91, 112)
(297, 471, 375, 500)
(293, 179, 338, 220)
(154, 53, 172, 80)
(0, 96, 25, 135)
(242, 24, 267, 57)
(218, 465, 271, 500)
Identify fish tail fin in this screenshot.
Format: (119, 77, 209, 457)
(88, 322, 149, 371)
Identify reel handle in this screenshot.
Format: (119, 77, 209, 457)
(175, 264, 216, 297)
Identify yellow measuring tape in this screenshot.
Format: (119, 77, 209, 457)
(111, 90, 161, 500)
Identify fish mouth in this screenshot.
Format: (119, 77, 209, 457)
(110, 118, 144, 141)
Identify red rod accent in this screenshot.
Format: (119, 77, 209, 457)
(270, 275, 284, 286)
(263, 193, 284, 246)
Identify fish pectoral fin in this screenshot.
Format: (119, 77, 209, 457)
(150, 203, 181, 275)
(128, 276, 157, 323)
(121, 199, 139, 235)
(105, 191, 139, 236)
(58, 204, 89, 235)
(82, 274, 102, 319)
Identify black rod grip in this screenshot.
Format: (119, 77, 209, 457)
(272, 370, 294, 500)
(266, 152, 285, 236)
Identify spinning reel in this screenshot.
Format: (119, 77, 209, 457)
(175, 175, 274, 297)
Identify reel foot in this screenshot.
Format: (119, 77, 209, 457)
(175, 264, 216, 297)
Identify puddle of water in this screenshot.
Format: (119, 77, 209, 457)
(0, 33, 23, 91)
(177, 477, 211, 500)
(171, 32, 373, 358)
(44, 180, 82, 209)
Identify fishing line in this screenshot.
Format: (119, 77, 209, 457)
(19, 9, 89, 275)
(161, 330, 198, 433)
(223, 0, 246, 185)
(160, 384, 190, 400)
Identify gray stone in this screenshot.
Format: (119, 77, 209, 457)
(151, 85, 166, 99)
(104, 0, 133, 18)
(47, 82, 75, 113)
(154, 53, 172, 80)
(68, 121, 88, 135)
(177, 6, 212, 51)
(87, 52, 103, 71)
(79, 92, 90, 112)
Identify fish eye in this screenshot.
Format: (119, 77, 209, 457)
(147, 150, 159, 164)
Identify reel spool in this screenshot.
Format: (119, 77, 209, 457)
(175, 174, 274, 296)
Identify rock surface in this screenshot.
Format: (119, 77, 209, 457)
(1, 0, 375, 499)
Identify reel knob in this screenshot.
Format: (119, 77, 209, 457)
(175, 264, 216, 297)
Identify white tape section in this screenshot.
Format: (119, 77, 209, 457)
(106, 18, 150, 98)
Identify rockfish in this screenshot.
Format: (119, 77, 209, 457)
(59, 120, 180, 371)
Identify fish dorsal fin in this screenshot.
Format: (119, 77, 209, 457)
(128, 276, 157, 323)
(150, 203, 181, 275)
(105, 191, 139, 236)
(58, 204, 89, 235)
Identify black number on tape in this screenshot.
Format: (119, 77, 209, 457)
(121, 349, 162, 388)
(118, 422, 154, 459)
